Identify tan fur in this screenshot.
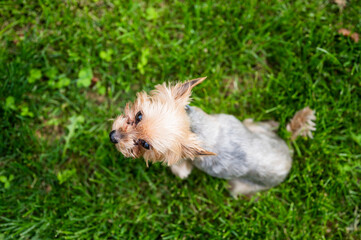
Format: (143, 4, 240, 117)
(111, 77, 215, 166)
(286, 106, 316, 140)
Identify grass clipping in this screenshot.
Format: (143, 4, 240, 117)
(287, 107, 316, 141)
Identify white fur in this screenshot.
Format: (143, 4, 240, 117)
(170, 161, 193, 179)
(228, 180, 268, 197)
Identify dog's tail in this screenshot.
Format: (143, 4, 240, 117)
(286, 107, 316, 141)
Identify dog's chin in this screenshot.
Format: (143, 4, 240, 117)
(115, 145, 133, 158)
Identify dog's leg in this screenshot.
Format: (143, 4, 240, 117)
(170, 160, 193, 179)
(228, 179, 269, 198)
(243, 118, 279, 134)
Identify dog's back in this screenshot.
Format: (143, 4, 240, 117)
(187, 106, 292, 188)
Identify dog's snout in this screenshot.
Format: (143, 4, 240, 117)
(109, 130, 118, 144)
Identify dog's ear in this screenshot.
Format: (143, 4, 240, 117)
(181, 142, 216, 160)
(173, 77, 207, 101)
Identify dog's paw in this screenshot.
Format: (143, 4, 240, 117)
(170, 161, 193, 179)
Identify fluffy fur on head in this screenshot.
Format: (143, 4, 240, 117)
(111, 77, 215, 166)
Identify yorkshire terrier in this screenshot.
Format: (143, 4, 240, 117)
(110, 77, 316, 197)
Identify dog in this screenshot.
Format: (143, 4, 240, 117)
(110, 77, 316, 197)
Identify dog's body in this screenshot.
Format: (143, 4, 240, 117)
(110, 77, 315, 197)
(170, 105, 292, 196)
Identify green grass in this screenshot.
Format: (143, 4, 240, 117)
(1, 0, 361, 239)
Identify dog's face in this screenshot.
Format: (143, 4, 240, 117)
(110, 77, 215, 166)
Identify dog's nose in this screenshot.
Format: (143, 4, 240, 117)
(109, 130, 118, 144)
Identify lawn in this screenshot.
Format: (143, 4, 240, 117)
(1, 0, 360, 239)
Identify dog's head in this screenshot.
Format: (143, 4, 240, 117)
(110, 77, 215, 166)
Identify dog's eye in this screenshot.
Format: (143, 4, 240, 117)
(139, 139, 150, 150)
(135, 111, 142, 124)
